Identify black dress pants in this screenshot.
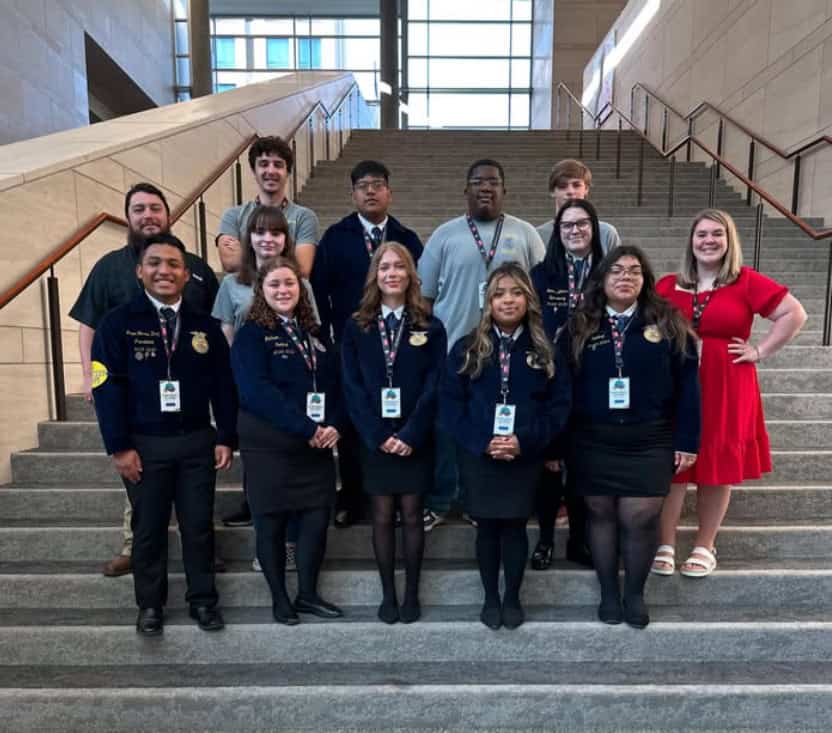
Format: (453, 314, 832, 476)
(125, 429, 218, 610)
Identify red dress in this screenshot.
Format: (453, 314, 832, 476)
(657, 267, 788, 485)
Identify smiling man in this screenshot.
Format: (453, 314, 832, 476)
(417, 159, 545, 530)
(215, 136, 320, 277)
(90, 234, 236, 636)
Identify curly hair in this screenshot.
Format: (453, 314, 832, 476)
(246, 256, 318, 334)
(237, 205, 295, 287)
(459, 262, 555, 379)
(353, 242, 430, 331)
(247, 136, 294, 172)
(569, 245, 695, 368)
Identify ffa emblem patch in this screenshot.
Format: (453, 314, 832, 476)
(409, 331, 428, 346)
(191, 332, 209, 354)
(643, 325, 662, 343)
(91, 360, 108, 389)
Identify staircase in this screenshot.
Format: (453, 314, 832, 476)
(1, 130, 830, 732)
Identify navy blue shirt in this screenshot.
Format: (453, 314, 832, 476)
(530, 259, 597, 342)
(231, 320, 346, 441)
(341, 313, 446, 451)
(559, 312, 701, 453)
(310, 213, 423, 343)
(91, 292, 237, 455)
(440, 328, 571, 461)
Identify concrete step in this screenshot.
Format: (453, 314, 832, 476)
(762, 394, 832, 419)
(1, 522, 830, 564)
(757, 369, 832, 392)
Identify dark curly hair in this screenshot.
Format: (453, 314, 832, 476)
(246, 257, 318, 334)
(247, 136, 294, 172)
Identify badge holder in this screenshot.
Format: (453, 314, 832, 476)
(381, 387, 402, 418)
(307, 391, 326, 422)
(159, 380, 181, 413)
(608, 374, 630, 410)
(493, 402, 516, 435)
(478, 281, 487, 309)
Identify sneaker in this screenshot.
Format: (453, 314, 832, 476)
(423, 509, 445, 532)
(222, 509, 252, 527)
(285, 542, 297, 571)
(252, 557, 262, 572)
(462, 513, 478, 528)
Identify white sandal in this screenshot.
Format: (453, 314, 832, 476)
(650, 545, 676, 576)
(680, 546, 717, 578)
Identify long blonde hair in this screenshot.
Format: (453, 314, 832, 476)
(353, 241, 430, 330)
(678, 208, 743, 288)
(460, 262, 555, 379)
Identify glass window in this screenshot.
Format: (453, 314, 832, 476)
(342, 38, 380, 68)
(409, 0, 428, 20)
(428, 58, 511, 89)
(343, 19, 380, 35)
(512, 0, 532, 21)
(213, 18, 247, 34)
(409, 23, 427, 55)
(214, 37, 237, 69)
(173, 0, 188, 20)
(406, 92, 429, 126)
(510, 93, 530, 127)
(408, 59, 428, 88)
(249, 19, 294, 35)
(310, 19, 338, 34)
(353, 71, 380, 101)
(430, 0, 511, 21)
(176, 57, 190, 85)
(267, 38, 290, 69)
(426, 93, 510, 128)
(216, 83, 236, 93)
(297, 38, 322, 69)
(174, 20, 189, 54)
(511, 59, 530, 88)
(511, 23, 531, 53)
(428, 23, 511, 56)
(295, 18, 310, 36)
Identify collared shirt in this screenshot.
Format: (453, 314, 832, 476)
(145, 291, 182, 315)
(381, 304, 405, 320)
(493, 324, 524, 342)
(358, 213, 389, 239)
(605, 302, 638, 319)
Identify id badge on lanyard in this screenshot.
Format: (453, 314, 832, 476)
(306, 392, 326, 422)
(493, 403, 516, 435)
(377, 313, 406, 418)
(607, 313, 633, 410)
(608, 377, 630, 409)
(467, 214, 504, 310)
(158, 312, 181, 413)
(493, 334, 516, 434)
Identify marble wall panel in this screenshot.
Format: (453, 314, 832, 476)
(0, 327, 25, 364)
(0, 363, 52, 483)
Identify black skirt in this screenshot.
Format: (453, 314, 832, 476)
(237, 410, 336, 514)
(360, 440, 434, 496)
(568, 419, 674, 497)
(458, 448, 543, 519)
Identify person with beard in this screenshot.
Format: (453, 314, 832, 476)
(417, 159, 545, 531)
(70, 182, 219, 577)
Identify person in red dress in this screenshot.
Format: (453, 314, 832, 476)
(652, 209, 807, 577)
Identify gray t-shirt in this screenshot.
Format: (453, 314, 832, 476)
(418, 213, 546, 351)
(212, 274, 320, 333)
(217, 199, 320, 246)
(537, 219, 621, 255)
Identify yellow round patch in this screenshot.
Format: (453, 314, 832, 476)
(191, 332, 209, 354)
(90, 360, 109, 389)
(643, 325, 662, 343)
(409, 332, 428, 346)
(526, 352, 544, 369)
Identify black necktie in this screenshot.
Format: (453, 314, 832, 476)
(385, 311, 399, 334)
(371, 226, 383, 249)
(160, 307, 176, 348)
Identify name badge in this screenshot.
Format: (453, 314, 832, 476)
(493, 403, 516, 435)
(306, 392, 326, 422)
(381, 387, 402, 418)
(159, 380, 181, 413)
(478, 281, 487, 309)
(609, 377, 631, 410)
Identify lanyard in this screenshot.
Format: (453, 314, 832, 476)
(362, 225, 384, 258)
(566, 256, 589, 311)
(692, 283, 718, 331)
(607, 313, 635, 376)
(497, 334, 513, 403)
(467, 214, 505, 267)
(158, 312, 181, 380)
(377, 313, 407, 387)
(282, 320, 318, 391)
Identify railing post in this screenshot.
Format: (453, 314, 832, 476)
(791, 155, 801, 215)
(566, 95, 572, 141)
(715, 119, 724, 178)
(616, 118, 622, 180)
(629, 86, 635, 123)
(752, 202, 764, 272)
(47, 267, 67, 422)
(643, 94, 649, 137)
(661, 107, 668, 153)
(555, 89, 561, 129)
(234, 158, 243, 206)
(339, 107, 344, 154)
(824, 240, 832, 346)
(308, 118, 315, 179)
(578, 127, 584, 158)
(636, 136, 645, 206)
(708, 164, 717, 208)
(595, 126, 601, 160)
(292, 139, 298, 199)
(746, 141, 755, 206)
(325, 116, 331, 161)
(686, 118, 693, 162)
(667, 156, 676, 218)
(197, 196, 208, 262)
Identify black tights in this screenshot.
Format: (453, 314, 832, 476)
(475, 517, 528, 609)
(535, 471, 588, 547)
(371, 494, 424, 609)
(253, 506, 330, 615)
(584, 496, 663, 604)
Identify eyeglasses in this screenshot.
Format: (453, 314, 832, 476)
(354, 180, 388, 193)
(609, 266, 644, 278)
(559, 218, 592, 232)
(467, 177, 503, 188)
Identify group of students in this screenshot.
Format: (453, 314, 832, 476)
(83, 135, 808, 636)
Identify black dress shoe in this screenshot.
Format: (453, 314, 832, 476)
(566, 539, 593, 568)
(530, 541, 554, 571)
(273, 603, 300, 626)
(399, 600, 421, 624)
(501, 602, 525, 629)
(333, 509, 352, 528)
(480, 603, 502, 630)
(222, 507, 252, 527)
(623, 596, 650, 629)
(377, 600, 399, 624)
(598, 597, 623, 625)
(295, 596, 344, 618)
(189, 605, 225, 631)
(136, 608, 163, 635)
